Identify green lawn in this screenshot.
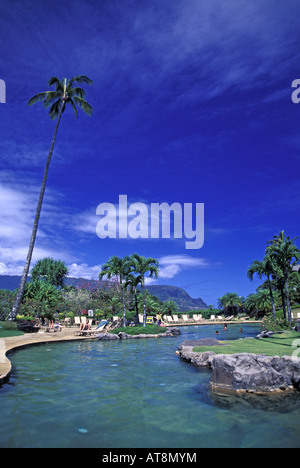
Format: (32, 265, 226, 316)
(0, 321, 24, 338)
(193, 331, 300, 357)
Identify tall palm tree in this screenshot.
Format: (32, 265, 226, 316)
(9, 76, 93, 320)
(124, 273, 142, 321)
(99, 256, 131, 327)
(266, 231, 300, 323)
(247, 256, 277, 319)
(129, 254, 159, 327)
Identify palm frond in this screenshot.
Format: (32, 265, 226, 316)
(68, 75, 93, 87)
(68, 98, 79, 119)
(28, 75, 93, 119)
(72, 96, 93, 116)
(48, 77, 63, 90)
(28, 91, 53, 106)
(48, 99, 63, 120)
(42, 91, 62, 109)
(67, 87, 86, 99)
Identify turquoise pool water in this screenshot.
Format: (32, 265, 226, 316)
(1, 323, 300, 448)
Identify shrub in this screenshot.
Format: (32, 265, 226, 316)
(261, 315, 292, 332)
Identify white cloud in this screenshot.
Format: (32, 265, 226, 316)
(159, 255, 212, 269)
(67, 263, 102, 280)
(0, 175, 75, 275)
(155, 254, 218, 282)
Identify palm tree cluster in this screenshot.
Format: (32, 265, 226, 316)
(247, 231, 300, 323)
(99, 254, 159, 327)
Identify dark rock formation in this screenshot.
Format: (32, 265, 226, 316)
(17, 320, 40, 333)
(96, 333, 119, 340)
(210, 353, 300, 394)
(177, 341, 300, 394)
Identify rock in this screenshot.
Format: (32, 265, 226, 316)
(118, 332, 129, 339)
(168, 327, 181, 335)
(177, 339, 221, 367)
(257, 331, 275, 339)
(17, 320, 40, 333)
(209, 353, 300, 394)
(96, 333, 119, 341)
(177, 339, 300, 395)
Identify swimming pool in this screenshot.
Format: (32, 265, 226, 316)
(1, 323, 300, 448)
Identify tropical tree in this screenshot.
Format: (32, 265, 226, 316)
(31, 257, 68, 288)
(255, 289, 274, 314)
(218, 292, 242, 316)
(129, 254, 159, 327)
(247, 256, 277, 318)
(9, 76, 93, 320)
(244, 294, 259, 316)
(266, 231, 300, 323)
(99, 256, 131, 327)
(162, 300, 179, 316)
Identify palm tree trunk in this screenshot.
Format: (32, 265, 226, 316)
(284, 272, 292, 324)
(9, 102, 65, 320)
(142, 281, 146, 327)
(134, 287, 139, 320)
(267, 277, 276, 319)
(121, 286, 126, 327)
(279, 284, 287, 319)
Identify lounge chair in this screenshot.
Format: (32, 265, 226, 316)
(172, 315, 179, 323)
(194, 314, 203, 321)
(96, 320, 109, 331)
(63, 317, 71, 327)
(182, 315, 190, 322)
(138, 314, 144, 324)
(74, 316, 81, 326)
(74, 320, 108, 336)
(166, 316, 173, 323)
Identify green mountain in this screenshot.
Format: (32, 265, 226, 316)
(0, 276, 207, 312)
(146, 285, 207, 312)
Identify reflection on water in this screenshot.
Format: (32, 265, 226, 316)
(210, 389, 300, 413)
(1, 323, 300, 448)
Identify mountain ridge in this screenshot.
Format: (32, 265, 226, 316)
(0, 275, 208, 312)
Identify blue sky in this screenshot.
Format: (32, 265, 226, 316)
(0, 0, 299, 306)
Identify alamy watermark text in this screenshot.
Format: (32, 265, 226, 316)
(96, 195, 204, 250)
(0, 79, 6, 103)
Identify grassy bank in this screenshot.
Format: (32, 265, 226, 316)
(0, 321, 24, 338)
(193, 331, 300, 357)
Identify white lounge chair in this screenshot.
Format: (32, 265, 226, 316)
(74, 316, 81, 326)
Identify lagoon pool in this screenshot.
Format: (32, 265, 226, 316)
(1, 323, 300, 448)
